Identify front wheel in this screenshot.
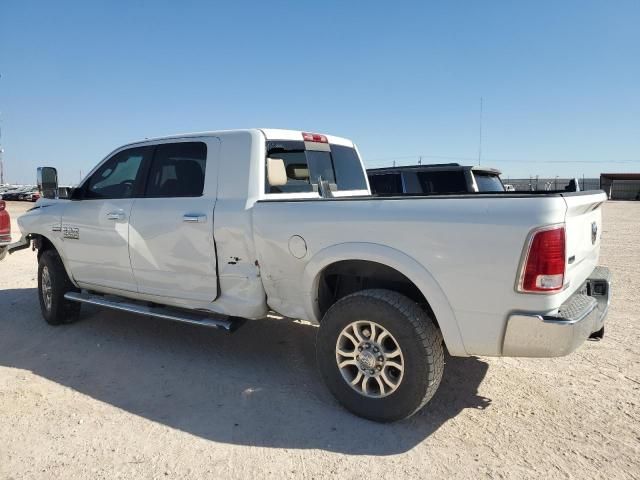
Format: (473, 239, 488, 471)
(316, 289, 444, 422)
(38, 249, 81, 325)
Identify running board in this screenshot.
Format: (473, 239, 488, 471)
(64, 291, 242, 332)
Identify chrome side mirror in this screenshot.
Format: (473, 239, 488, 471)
(37, 167, 59, 199)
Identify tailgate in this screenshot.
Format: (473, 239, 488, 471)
(563, 191, 608, 290)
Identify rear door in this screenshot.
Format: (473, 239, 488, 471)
(61, 146, 152, 291)
(128, 139, 220, 302)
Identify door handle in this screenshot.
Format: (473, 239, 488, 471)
(106, 211, 125, 220)
(183, 214, 207, 223)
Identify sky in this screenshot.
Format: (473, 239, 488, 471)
(1, 0, 639, 185)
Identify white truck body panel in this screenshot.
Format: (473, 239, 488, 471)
(15, 128, 608, 358)
(61, 198, 136, 291)
(252, 193, 605, 356)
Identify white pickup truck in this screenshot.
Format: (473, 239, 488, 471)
(5, 129, 611, 422)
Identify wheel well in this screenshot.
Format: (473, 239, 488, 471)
(317, 260, 436, 321)
(32, 234, 56, 260)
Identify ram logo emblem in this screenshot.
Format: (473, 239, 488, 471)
(591, 222, 598, 245)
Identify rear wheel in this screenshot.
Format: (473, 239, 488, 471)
(317, 289, 444, 422)
(38, 249, 81, 325)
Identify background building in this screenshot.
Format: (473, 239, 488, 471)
(600, 173, 640, 200)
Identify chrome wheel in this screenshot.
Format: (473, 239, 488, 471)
(41, 265, 53, 312)
(335, 320, 404, 398)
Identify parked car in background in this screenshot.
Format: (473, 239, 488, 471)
(18, 189, 37, 201)
(0, 189, 21, 201)
(367, 163, 505, 195)
(1, 186, 37, 201)
(0, 200, 10, 261)
(0, 186, 39, 201)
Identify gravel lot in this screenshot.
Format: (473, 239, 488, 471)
(0, 200, 638, 480)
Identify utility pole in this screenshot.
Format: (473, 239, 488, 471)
(478, 96, 483, 166)
(418, 156, 422, 165)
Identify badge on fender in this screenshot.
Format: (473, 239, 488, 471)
(62, 225, 79, 240)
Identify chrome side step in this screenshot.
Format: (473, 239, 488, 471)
(64, 291, 242, 332)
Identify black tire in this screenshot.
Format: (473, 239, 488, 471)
(38, 249, 81, 325)
(316, 289, 444, 422)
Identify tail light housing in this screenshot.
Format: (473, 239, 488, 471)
(517, 224, 566, 293)
(302, 132, 328, 143)
(0, 200, 10, 240)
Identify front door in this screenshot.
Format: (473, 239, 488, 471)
(61, 146, 152, 292)
(128, 139, 219, 302)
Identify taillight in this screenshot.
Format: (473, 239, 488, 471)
(0, 200, 9, 237)
(518, 225, 566, 293)
(302, 132, 328, 143)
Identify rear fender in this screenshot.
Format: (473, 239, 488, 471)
(302, 242, 468, 356)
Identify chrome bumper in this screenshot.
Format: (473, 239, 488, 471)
(502, 266, 611, 357)
(0, 235, 30, 261)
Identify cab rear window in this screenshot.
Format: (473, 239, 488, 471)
(265, 141, 366, 194)
(474, 172, 505, 192)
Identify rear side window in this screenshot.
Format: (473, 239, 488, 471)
(331, 145, 368, 190)
(417, 170, 467, 194)
(369, 173, 403, 195)
(269, 151, 315, 193)
(474, 172, 505, 192)
(146, 142, 207, 197)
(85, 147, 151, 199)
(266, 141, 366, 194)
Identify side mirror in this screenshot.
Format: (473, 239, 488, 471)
(267, 158, 287, 187)
(37, 167, 59, 199)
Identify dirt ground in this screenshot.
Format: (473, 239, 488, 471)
(0, 200, 638, 480)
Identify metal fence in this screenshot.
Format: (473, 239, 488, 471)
(606, 180, 640, 200)
(502, 177, 601, 192)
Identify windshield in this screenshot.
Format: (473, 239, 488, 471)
(474, 172, 505, 192)
(265, 141, 367, 194)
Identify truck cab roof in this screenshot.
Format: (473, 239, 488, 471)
(120, 128, 355, 150)
(368, 163, 502, 176)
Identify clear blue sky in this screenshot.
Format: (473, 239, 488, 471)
(1, 0, 639, 184)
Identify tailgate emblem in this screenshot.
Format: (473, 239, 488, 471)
(591, 222, 598, 245)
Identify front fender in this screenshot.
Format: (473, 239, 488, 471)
(15, 202, 78, 287)
(301, 242, 468, 356)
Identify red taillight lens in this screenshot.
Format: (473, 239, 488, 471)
(302, 132, 328, 143)
(519, 225, 566, 293)
(0, 201, 9, 236)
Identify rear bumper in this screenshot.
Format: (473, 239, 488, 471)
(502, 266, 611, 357)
